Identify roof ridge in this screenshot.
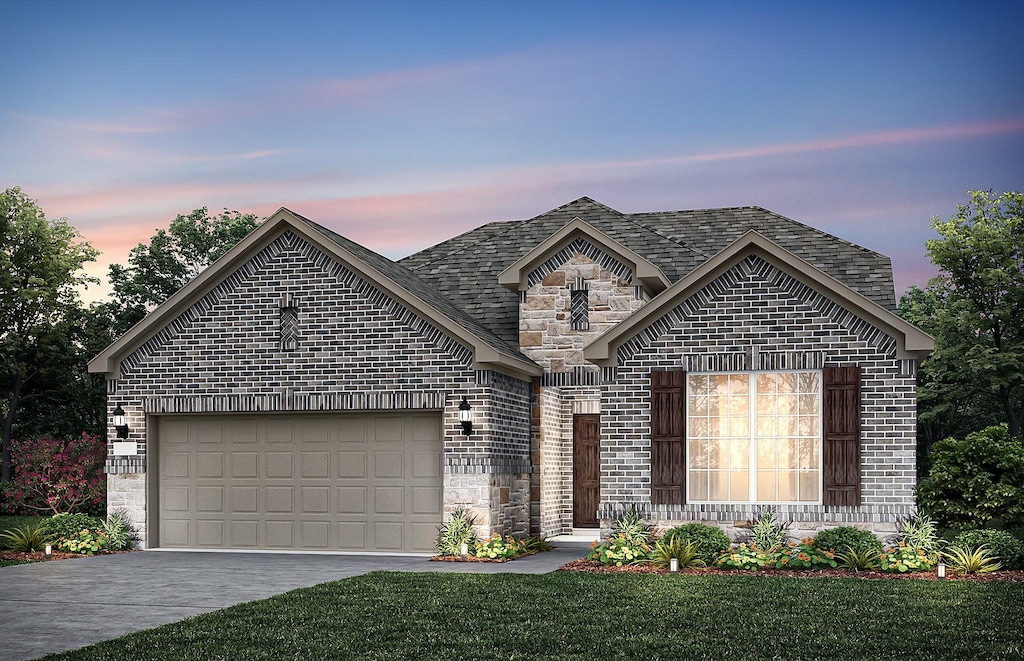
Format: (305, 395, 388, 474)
(623, 213, 712, 260)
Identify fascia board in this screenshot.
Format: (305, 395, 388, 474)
(584, 230, 934, 365)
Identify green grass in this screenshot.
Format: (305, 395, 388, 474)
(39, 572, 1024, 660)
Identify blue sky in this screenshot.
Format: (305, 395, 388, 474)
(2, 1, 1022, 301)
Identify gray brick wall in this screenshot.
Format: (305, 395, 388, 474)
(106, 230, 532, 547)
(599, 255, 917, 537)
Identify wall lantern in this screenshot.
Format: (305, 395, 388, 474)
(458, 396, 473, 435)
(112, 404, 129, 439)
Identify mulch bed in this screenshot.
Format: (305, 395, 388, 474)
(0, 549, 133, 563)
(431, 550, 540, 563)
(559, 558, 1024, 581)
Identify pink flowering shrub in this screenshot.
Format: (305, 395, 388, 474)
(9, 433, 106, 514)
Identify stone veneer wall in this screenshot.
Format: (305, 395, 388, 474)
(519, 247, 647, 373)
(105, 230, 532, 547)
(599, 255, 918, 539)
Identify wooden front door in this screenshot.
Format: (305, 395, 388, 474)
(573, 414, 601, 528)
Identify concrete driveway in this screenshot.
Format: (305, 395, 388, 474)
(0, 543, 588, 661)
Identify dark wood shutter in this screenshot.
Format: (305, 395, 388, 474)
(822, 366, 861, 506)
(651, 370, 686, 505)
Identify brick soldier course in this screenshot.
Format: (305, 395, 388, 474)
(90, 197, 932, 550)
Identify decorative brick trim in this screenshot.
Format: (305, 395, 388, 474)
(143, 391, 446, 414)
(538, 370, 603, 387)
(526, 238, 633, 288)
(105, 457, 147, 474)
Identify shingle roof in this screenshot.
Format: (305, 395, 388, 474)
(399, 197, 897, 346)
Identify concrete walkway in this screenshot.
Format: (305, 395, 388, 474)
(0, 542, 590, 661)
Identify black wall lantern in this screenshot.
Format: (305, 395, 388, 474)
(458, 396, 472, 435)
(112, 404, 129, 439)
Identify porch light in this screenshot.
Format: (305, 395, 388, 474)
(458, 396, 473, 435)
(112, 404, 129, 439)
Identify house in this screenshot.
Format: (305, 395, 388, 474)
(89, 197, 933, 552)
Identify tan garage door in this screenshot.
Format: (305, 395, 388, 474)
(154, 412, 442, 552)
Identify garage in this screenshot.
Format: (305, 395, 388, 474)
(152, 411, 443, 553)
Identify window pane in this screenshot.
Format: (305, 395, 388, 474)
(757, 471, 776, 501)
(756, 414, 776, 437)
(729, 374, 749, 394)
(712, 375, 731, 395)
(730, 439, 750, 469)
(708, 438, 725, 469)
(798, 394, 818, 415)
(728, 395, 748, 416)
(778, 373, 797, 393)
(708, 396, 722, 417)
(778, 394, 796, 416)
(688, 471, 709, 501)
(709, 471, 729, 501)
(777, 471, 797, 501)
(799, 438, 819, 469)
(757, 394, 777, 415)
(689, 438, 708, 468)
(798, 415, 817, 437)
(798, 372, 820, 393)
(688, 417, 708, 438)
(729, 416, 749, 437)
(731, 470, 749, 501)
(689, 374, 710, 394)
(757, 438, 776, 468)
(777, 438, 797, 469)
(799, 471, 819, 501)
(689, 394, 709, 417)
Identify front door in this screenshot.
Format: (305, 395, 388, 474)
(573, 414, 601, 528)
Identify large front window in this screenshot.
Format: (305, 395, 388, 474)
(686, 371, 821, 503)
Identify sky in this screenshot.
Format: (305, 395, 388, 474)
(2, 0, 1022, 303)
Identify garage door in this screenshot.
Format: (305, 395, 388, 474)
(154, 412, 442, 552)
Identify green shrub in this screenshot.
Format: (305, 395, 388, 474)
(39, 512, 102, 540)
(0, 521, 52, 552)
(953, 529, 1024, 570)
(942, 545, 1001, 574)
(587, 534, 652, 566)
(102, 509, 139, 551)
(774, 539, 838, 570)
(435, 508, 478, 556)
(892, 512, 941, 553)
(57, 528, 109, 555)
(660, 523, 731, 564)
(610, 504, 652, 545)
(879, 543, 938, 573)
(916, 424, 1024, 529)
(474, 533, 520, 560)
(836, 547, 881, 572)
(747, 508, 790, 549)
(714, 543, 772, 570)
(813, 526, 884, 555)
(650, 537, 705, 569)
(518, 536, 553, 553)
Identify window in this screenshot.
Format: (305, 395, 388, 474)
(686, 371, 821, 504)
(570, 288, 589, 330)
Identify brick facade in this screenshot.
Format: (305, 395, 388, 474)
(105, 230, 531, 547)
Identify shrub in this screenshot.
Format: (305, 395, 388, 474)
(518, 536, 553, 553)
(892, 512, 941, 553)
(474, 533, 520, 560)
(836, 547, 881, 572)
(879, 543, 938, 573)
(660, 523, 731, 564)
(747, 508, 790, 549)
(39, 513, 104, 541)
(916, 424, 1024, 529)
(435, 508, 478, 556)
(651, 537, 705, 569)
(610, 504, 652, 545)
(813, 526, 884, 555)
(714, 543, 773, 570)
(0, 521, 52, 552)
(953, 529, 1024, 570)
(587, 534, 652, 566)
(57, 528, 109, 555)
(9, 433, 107, 514)
(942, 545, 1001, 574)
(774, 539, 838, 570)
(102, 509, 139, 551)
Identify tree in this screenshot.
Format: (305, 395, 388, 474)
(108, 207, 260, 334)
(1, 187, 98, 482)
(922, 189, 1024, 439)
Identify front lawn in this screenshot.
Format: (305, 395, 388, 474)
(40, 571, 1024, 660)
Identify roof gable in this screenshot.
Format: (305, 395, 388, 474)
(496, 216, 669, 295)
(89, 208, 540, 379)
(584, 230, 933, 364)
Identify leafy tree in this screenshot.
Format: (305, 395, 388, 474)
(108, 207, 260, 334)
(916, 424, 1024, 529)
(9, 433, 106, 514)
(921, 189, 1024, 439)
(1, 187, 98, 483)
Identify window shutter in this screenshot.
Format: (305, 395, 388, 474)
(822, 366, 861, 506)
(651, 370, 686, 505)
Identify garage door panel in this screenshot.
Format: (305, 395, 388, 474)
(301, 451, 330, 478)
(157, 412, 442, 552)
(338, 451, 366, 478)
(266, 452, 294, 478)
(230, 486, 258, 512)
(196, 452, 224, 478)
(374, 452, 404, 478)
